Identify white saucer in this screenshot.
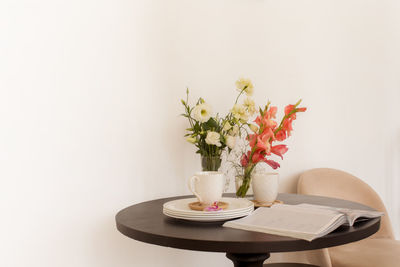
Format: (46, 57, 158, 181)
(163, 197, 254, 222)
(163, 210, 253, 222)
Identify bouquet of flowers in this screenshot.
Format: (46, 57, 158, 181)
(181, 78, 255, 171)
(236, 99, 307, 197)
(181, 78, 306, 196)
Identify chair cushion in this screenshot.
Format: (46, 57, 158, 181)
(329, 238, 400, 267)
(264, 264, 319, 267)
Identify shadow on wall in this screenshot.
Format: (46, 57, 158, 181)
(138, 107, 193, 200)
(280, 171, 302, 194)
(93, 217, 232, 267)
(91, 217, 168, 267)
(386, 130, 400, 239)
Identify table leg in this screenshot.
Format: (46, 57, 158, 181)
(226, 253, 270, 267)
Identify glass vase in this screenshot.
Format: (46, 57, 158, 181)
(201, 156, 222, 171)
(235, 174, 253, 198)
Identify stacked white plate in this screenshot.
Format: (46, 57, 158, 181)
(163, 197, 254, 222)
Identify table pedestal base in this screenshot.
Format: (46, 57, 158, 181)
(226, 253, 271, 267)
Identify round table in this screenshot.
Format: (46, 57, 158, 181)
(116, 193, 380, 267)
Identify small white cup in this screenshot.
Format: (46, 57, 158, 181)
(188, 171, 224, 205)
(251, 172, 279, 204)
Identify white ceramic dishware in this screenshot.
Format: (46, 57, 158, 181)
(251, 172, 279, 204)
(188, 171, 224, 205)
(163, 197, 254, 222)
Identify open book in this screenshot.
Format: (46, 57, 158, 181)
(223, 203, 383, 241)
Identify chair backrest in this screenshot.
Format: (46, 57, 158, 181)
(297, 168, 394, 239)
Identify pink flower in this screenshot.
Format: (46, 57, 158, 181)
(261, 127, 275, 142)
(242, 100, 305, 175)
(285, 104, 295, 116)
(255, 115, 263, 126)
(256, 134, 271, 154)
(282, 118, 293, 136)
(285, 104, 306, 118)
(275, 130, 286, 141)
(251, 151, 265, 164)
(263, 158, 280, 169)
(268, 106, 277, 119)
(271, 145, 288, 159)
(241, 153, 249, 167)
(255, 110, 278, 130)
(264, 119, 277, 129)
(205, 202, 223, 211)
(248, 134, 257, 148)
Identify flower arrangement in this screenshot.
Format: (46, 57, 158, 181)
(236, 99, 307, 197)
(181, 78, 255, 171)
(181, 78, 306, 196)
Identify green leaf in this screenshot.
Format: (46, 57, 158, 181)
(194, 123, 201, 132)
(205, 117, 218, 129)
(220, 134, 226, 143)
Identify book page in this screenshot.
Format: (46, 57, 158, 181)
(296, 203, 384, 226)
(223, 204, 344, 241)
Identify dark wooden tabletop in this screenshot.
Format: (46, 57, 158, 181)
(115, 193, 380, 254)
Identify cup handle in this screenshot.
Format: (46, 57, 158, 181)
(188, 176, 202, 203)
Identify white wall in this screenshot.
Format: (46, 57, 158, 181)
(1, 1, 399, 266)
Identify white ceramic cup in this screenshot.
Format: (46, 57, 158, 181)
(188, 171, 224, 205)
(251, 172, 279, 204)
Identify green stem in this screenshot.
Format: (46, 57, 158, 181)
(234, 86, 247, 105)
(274, 109, 296, 135)
(236, 163, 256, 197)
(226, 86, 248, 123)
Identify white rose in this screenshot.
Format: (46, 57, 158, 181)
(225, 135, 236, 149)
(192, 103, 212, 123)
(205, 131, 221, 147)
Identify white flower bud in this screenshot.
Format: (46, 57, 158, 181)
(223, 122, 232, 132)
(186, 137, 197, 144)
(249, 124, 258, 133)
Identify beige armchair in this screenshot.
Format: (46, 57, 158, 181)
(297, 168, 400, 267)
